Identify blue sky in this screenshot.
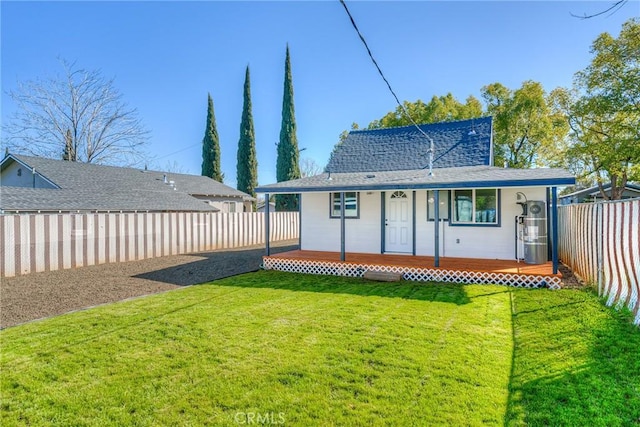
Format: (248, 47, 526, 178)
(1, 1, 637, 187)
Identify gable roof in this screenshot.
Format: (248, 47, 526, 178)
(560, 182, 640, 201)
(1, 154, 252, 213)
(256, 166, 575, 194)
(325, 117, 493, 173)
(0, 186, 219, 213)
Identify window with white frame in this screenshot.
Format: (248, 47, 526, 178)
(427, 190, 449, 221)
(452, 189, 499, 225)
(330, 192, 359, 218)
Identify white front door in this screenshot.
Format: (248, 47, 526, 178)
(385, 191, 412, 253)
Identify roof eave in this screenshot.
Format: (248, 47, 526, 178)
(256, 177, 576, 194)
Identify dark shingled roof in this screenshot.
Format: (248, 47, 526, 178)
(326, 117, 493, 173)
(1, 154, 253, 213)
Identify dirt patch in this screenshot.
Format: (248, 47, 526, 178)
(559, 263, 586, 289)
(0, 240, 297, 329)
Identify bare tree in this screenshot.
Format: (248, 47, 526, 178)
(3, 59, 149, 165)
(300, 157, 322, 177)
(162, 160, 189, 174)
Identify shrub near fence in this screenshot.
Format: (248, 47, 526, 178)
(559, 199, 640, 325)
(0, 211, 299, 278)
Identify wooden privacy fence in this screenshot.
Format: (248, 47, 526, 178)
(558, 199, 639, 325)
(0, 211, 299, 278)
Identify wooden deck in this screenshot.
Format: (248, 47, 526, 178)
(267, 250, 560, 277)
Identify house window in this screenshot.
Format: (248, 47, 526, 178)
(427, 190, 449, 221)
(452, 189, 499, 225)
(330, 192, 359, 218)
(223, 201, 237, 213)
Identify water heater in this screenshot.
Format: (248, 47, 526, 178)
(523, 201, 547, 264)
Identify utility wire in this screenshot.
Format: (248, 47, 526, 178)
(154, 142, 200, 160)
(338, 0, 436, 174)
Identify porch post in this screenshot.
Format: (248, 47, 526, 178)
(412, 191, 417, 256)
(298, 193, 302, 248)
(551, 186, 559, 274)
(434, 190, 440, 267)
(380, 192, 385, 254)
(340, 192, 346, 262)
(265, 193, 270, 256)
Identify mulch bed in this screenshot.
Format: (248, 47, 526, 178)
(0, 241, 298, 329)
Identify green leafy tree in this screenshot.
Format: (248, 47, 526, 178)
(276, 46, 301, 211)
(481, 81, 568, 168)
(236, 66, 258, 210)
(367, 93, 483, 129)
(559, 18, 639, 200)
(201, 93, 224, 182)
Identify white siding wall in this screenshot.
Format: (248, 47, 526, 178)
(416, 187, 547, 259)
(301, 192, 381, 253)
(302, 187, 548, 260)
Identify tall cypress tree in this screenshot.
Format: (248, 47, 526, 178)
(201, 93, 224, 182)
(276, 45, 301, 211)
(236, 66, 258, 211)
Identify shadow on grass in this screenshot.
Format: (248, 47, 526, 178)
(203, 270, 474, 305)
(133, 244, 299, 286)
(505, 288, 640, 426)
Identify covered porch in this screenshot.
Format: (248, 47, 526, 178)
(263, 250, 562, 288)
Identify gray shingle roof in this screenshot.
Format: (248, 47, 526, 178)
(326, 117, 493, 173)
(1, 154, 253, 212)
(0, 186, 219, 213)
(256, 166, 575, 194)
(559, 182, 640, 199)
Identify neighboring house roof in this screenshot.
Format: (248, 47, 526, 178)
(256, 165, 575, 194)
(0, 186, 219, 213)
(560, 183, 640, 202)
(325, 117, 493, 173)
(1, 154, 253, 213)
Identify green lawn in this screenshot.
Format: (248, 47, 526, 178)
(1, 271, 638, 426)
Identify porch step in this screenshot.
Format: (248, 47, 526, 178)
(363, 270, 404, 282)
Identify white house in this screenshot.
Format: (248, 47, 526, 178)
(256, 117, 575, 280)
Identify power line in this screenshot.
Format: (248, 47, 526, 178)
(154, 142, 201, 160)
(338, 0, 435, 175)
